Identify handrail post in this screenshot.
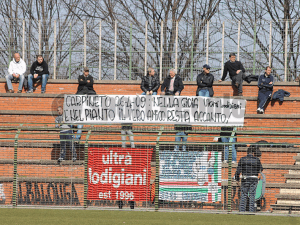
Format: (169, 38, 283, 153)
(12, 124, 23, 207)
(227, 127, 237, 212)
(84, 126, 92, 209)
(155, 127, 164, 211)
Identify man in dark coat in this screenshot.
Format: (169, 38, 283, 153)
(235, 146, 263, 212)
(161, 68, 184, 96)
(76, 67, 97, 95)
(257, 66, 274, 114)
(196, 64, 214, 97)
(218, 53, 246, 96)
(140, 67, 160, 95)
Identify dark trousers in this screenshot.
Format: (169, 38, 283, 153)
(77, 86, 97, 95)
(258, 90, 272, 109)
(231, 71, 245, 94)
(239, 178, 258, 212)
(60, 130, 77, 159)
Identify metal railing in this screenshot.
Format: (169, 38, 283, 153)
(0, 123, 300, 214)
(0, 19, 299, 82)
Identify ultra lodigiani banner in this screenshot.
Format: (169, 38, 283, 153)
(63, 95, 246, 126)
(87, 147, 152, 201)
(159, 151, 222, 202)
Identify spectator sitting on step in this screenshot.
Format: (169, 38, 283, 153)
(196, 64, 214, 97)
(235, 145, 263, 213)
(218, 53, 246, 96)
(6, 53, 26, 93)
(27, 55, 49, 93)
(161, 68, 184, 96)
(55, 106, 77, 163)
(76, 67, 97, 95)
(140, 67, 160, 95)
(257, 66, 274, 114)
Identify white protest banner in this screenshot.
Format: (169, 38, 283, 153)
(63, 95, 246, 126)
(159, 151, 222, 202)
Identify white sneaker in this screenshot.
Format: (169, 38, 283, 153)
(232, 161, 236, 164)
(223, 160, 228, 164)
(257, 108, 261, 113)
(259, 109, 264, 114)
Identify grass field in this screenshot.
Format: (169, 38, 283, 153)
(1, 208, 300, 225)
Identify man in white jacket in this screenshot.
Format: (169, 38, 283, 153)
(6, 53, 26, 93)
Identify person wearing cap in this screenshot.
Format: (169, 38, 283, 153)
(196, 64, 214, 97)
(257, 66, 274, 114)
(161, 68, 184, 96)
(76, 67, 97, 95)
(235, 146, 263, 212)
(140, 67, 160, 95)
(219, 53, 245, 96)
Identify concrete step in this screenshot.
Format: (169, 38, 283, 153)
(285, 174, 300, 179)
(275, 194, 300, 200)
(276, 200, 300, 205)
(280, 189, 300, 195)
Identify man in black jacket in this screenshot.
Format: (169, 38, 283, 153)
(219, 53, 245, 96)
(196, 64, 214, 97)
(27, 55, 49, 93)
(161, 68, 184, 96)
(76, 67, 97, 95)
(235, 146, 263, 212)
(257, 66, 274, 114)
(140, 67, 160, 95)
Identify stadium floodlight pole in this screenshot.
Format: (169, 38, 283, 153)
(237, 21, 241, 61)
(206, 20, 209, 64)
(99, 20, 102, 80)
(22, 20, 25, 62)
(39, 20, 41, 55)
(269, 21, 272, 67)
(114, 20, 117, 80)
(221, 22, 225, 77)
(84, 20, 87, 67)
(284, 20, 288, 82)
(53, 20, 57, 79)
(160, 20, 163, 82)
(175, 20, 178, 71)
(144, 21, 148, 77)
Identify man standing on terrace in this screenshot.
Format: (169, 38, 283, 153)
(235, 146, 263, 212)
(219, 53, 246, 96)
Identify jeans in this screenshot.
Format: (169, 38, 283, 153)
(239, 178, 258, 212)
(121, 130, 135, 148)
(231, 71, 245, 94)
(258, 90, 272, 110)
(6, 74, 25, 91)
(198, 89, 210, 97)
(59, 130, 77, 159)
(75, 125, 83, 140)
(28, 74, 49, 92)
(174, 132, 187, 151)
(221, 137, 237, 162)
(141, 92, 157, 95)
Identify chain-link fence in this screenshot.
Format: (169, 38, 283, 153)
(0, 19, 299, 81)
(0, 123, 299, 213)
